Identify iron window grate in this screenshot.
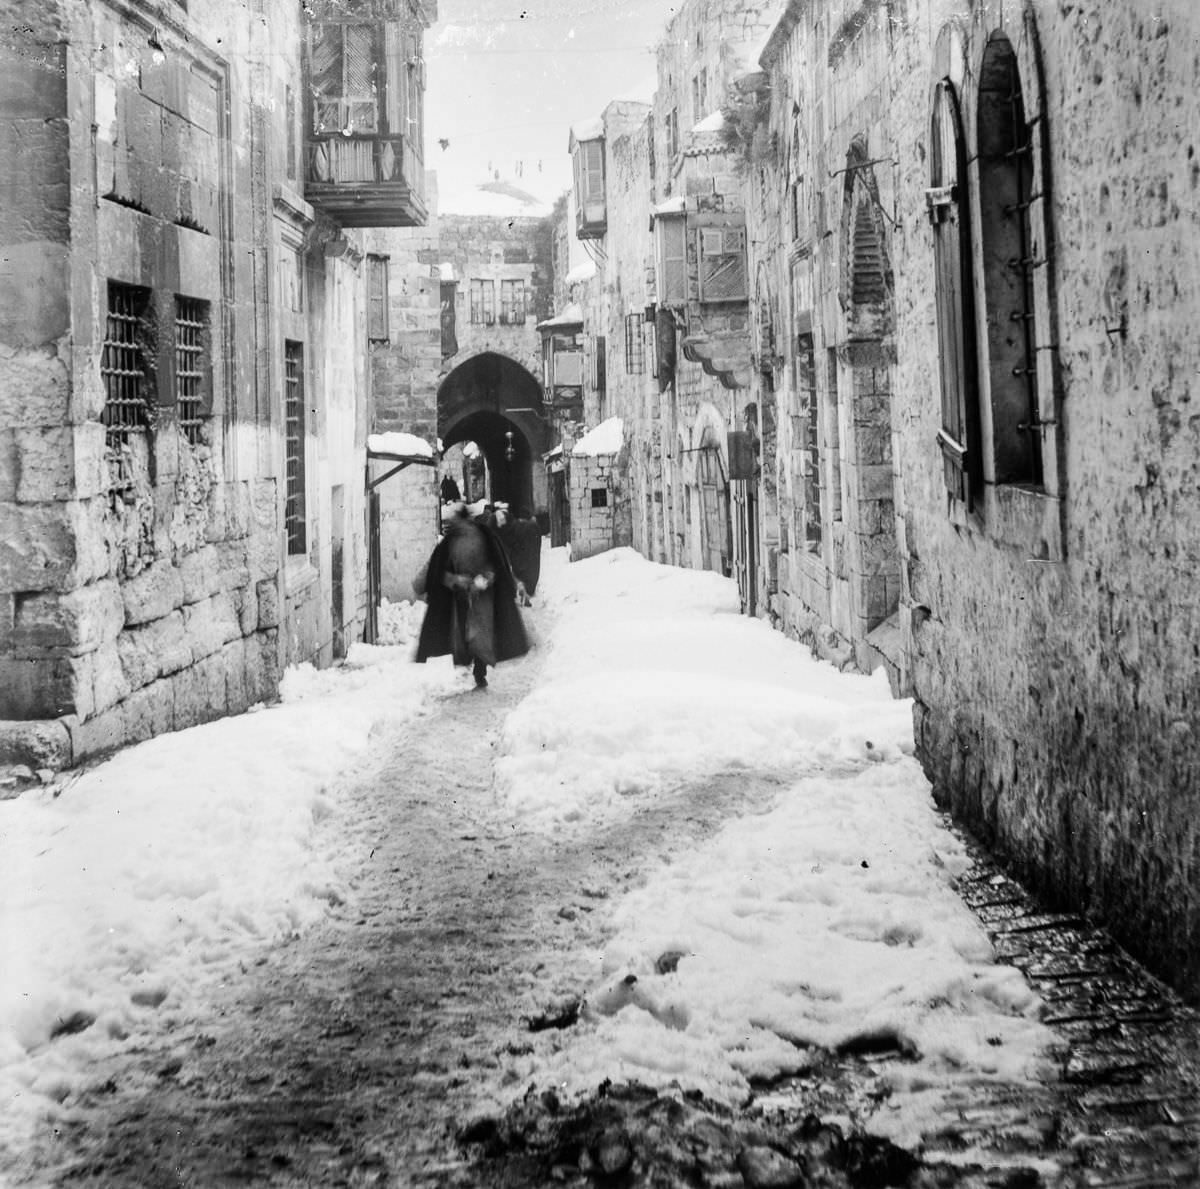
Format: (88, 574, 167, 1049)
(624, 312, 645, 374)
(101, 282, 153, 490)
(175, 296, 208, 446)
(284, 340, 307, 556)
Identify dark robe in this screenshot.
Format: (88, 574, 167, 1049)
(499, 516, 543, 595)
(415, 519, 529, 666)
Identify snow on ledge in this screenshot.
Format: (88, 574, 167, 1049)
(367, 432, 435, 458)
(565, 261, 597, 285)
(693, 110, 726, 132)
(572, 416, 624, 457)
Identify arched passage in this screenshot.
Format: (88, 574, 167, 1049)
(438, 352, 550, 516)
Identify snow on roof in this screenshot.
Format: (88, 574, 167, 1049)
(693, 110, 726, 133)
(367, 432, 435, 459)
(569, 116, 604, 144)
(437, 263, 455, 282)
(537, 302, 584, 330)
(565, 261, 597, 285)
(651, 195, 686, 217)
(572, 416, 624, 457)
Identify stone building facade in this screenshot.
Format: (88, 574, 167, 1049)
(570, 0, 1200, 1000)
(0, 0, 435, 769)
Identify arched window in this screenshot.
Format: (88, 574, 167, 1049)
(977, 32, 1041, 486)
(929, 78, 982, 507)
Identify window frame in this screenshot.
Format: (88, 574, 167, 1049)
(174, 295, 211, 447)
(499, 278, 526, 325)
(367, 254, 390, 342)
(283, 339, 308, 557)
(469, 278, 495, 325)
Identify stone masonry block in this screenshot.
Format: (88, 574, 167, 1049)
(256, 578, 280, 630)
(0, 718, 72, 768)
(222, 637, 250, 716)
(12, 579, 124, 657)
(172, 652, 228, 731)
(246, 526, 281, 583)
(178, 544, 222, 604)
(14, 426, 75, 502)
(251, 479, 278, 531)
(184, 592, 241, 662)
(122, 561, 185, 626)
(123, 679, 175, 745)
(0, 432, 15, 502)
(0, 652, 94, 720)
(67, 702, 128, 764)
(0, 501, 80, 592)
(90, 640, 129, 715)
(0, 342, 70, 430)
(233, 584, 258, 636)
(216, 539, 251, 592)
(117, 610, 190, 692)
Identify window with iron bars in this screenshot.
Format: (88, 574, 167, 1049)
(175, 296, 209, 446)
(797, 332, 821, 549)
(500, 279, 525, 325)
(470, 278, 495, 325)
(101, 281, 154, 492)
(624, 312, 645, 374)
(284, 340, 307, 556)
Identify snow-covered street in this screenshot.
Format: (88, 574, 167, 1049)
(1, 549, 1194, 1187)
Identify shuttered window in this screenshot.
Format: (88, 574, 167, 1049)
(469, 279, 495, 325)
(573, 138, 605, 231)
(928, 78, 982, 507)
(624, 312, 645, 374)
(367, 255, 389, 342)
(656, 214, 687, 307)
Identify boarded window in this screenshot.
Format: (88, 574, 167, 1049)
(174, 296, 210, 446)
(929, 78, 982, 507)
(656, 215, 687, 307)
(500, 279, 526, 324)
(101, 282, 153, 492)
(284, 340, 307, 556)
(309, 24, 380, 135)
(469, 279, 495, 325)
(367, 255, 389, 341)
(698, 225, 748, 303)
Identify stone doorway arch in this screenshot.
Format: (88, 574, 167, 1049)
(437, 351, 551, 519)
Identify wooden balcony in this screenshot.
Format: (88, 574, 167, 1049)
(304, 135, 426, 228)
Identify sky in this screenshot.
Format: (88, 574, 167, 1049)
(423, 0, 683, 212)
(0, 546, 1055, 1169)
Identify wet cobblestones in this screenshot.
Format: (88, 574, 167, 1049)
(950, 833, 1200, 1187)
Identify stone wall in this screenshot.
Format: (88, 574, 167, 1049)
(0, 0, 394, 768)
(740, 0, 1200, 998)
(568, 450, 630, 562)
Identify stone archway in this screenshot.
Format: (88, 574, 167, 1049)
(438, 352, 550, 518)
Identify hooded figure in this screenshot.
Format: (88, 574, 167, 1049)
(415, 503, 529, 687)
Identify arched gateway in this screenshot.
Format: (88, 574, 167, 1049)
(438, 351, 550, 517)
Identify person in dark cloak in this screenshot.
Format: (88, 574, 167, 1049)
(414, 503, 529, 688)
(439, 473, 461, 504)
(496, 505, 542, 602)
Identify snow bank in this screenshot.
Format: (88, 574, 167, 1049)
(496, 547, 907, 829)
(571, 417, 625, 458)
(498, 547, 1055, 1151)
(0, 634, 454, 1153)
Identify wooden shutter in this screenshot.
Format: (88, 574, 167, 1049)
(309, 24, 343, 132)
(384, 24, 404, 137)
(929, 79, 980, 506)
(367, 256, 388, 341)
(657, 215, 687, 306)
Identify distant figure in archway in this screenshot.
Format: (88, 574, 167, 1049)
(414, 503, 529, 689)
(439, 473, 461, 504)
(495, 504, 542, 602)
